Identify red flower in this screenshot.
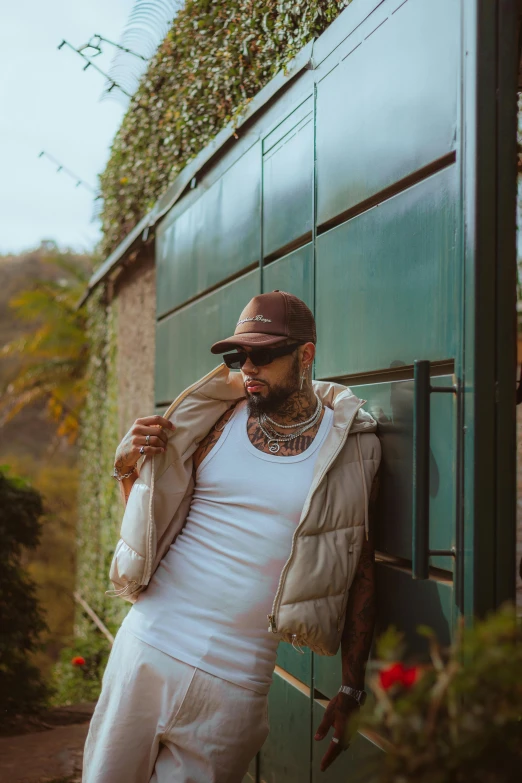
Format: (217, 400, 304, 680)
(379, 662, 419, 690)
(71, 656, 86, 667)
(400, 665, 419, 688)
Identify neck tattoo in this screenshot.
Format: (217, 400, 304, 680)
(257, 393, 323, 454)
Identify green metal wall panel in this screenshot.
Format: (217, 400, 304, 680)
(262, 244, 313, 309)
(315, 165, 459, 380)
(263, 97, 313, 155)
(312, 701, 384, 783)
(258, 673, 310, 783)
(156, 143, 261, 318)
(352, 377, 457, 572)
(155, 269, 259, 403)
(263, 101, 313, 259)
(374, 562, 453, 654)
(276, 642, 312, 687)
(459, 0, 517, 619)
(312, 648, 342, 703)
(494, 0, 518, 609)
(316, 0, 459, 226)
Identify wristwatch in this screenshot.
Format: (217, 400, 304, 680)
(339, 685, 367, 706)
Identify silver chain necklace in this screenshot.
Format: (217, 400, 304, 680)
(257, 395, 323, 454)
(263, 394, 322, 430)
(258, 409, 322, 454)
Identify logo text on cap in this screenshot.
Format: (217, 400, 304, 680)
(236, 314, 272, 326)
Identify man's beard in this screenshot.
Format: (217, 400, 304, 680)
(245, 354, 300, 416)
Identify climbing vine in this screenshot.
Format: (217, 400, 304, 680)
(100, 0, 351, 254)
(66, 290, 126, 701)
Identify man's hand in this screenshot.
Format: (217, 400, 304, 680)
(114, 415, 175, 472)
(314, 692, 360, 772)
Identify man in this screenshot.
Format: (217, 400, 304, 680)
(83, 291, 381, 783)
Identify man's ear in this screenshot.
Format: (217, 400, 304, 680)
(301, 342, 316, 367)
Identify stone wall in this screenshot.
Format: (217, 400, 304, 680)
(113, 246, 156, 440)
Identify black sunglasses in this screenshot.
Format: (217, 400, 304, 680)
(223, 342, 302, 370)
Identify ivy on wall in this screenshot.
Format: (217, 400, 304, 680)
(78, 289, 123, 629)
(66, 289, 127, 700)
(100, 0, 351, 255)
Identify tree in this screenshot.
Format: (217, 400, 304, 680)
(0, 253, 92, 443)
(0, 467, 49, 721)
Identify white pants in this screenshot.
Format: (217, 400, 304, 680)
(83, 626, 269, 783)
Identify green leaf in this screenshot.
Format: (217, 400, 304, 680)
(416, 624, 436, 638)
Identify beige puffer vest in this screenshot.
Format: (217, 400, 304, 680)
(108, 364, 381, 656)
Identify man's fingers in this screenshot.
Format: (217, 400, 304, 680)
(134, 424, 170, 440)
(133, 418, 177, 447)
(136, 415, 175, 429)
(119, 443, 165, 468)
(133, 432, 167, 448)
(143, 435, 165, 448)
(320, 732, 344, 772)
(314, 712, 333, 741)
(140, 446, 165, 455)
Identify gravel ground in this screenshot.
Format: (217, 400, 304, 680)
(0, 704, 95, 783)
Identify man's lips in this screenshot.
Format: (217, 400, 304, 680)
(245, 381, 266, 392)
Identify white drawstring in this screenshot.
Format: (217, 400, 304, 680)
(105, 580, 138, 598)
(292, 635, 305, 654)
(356, 433, 369, 541)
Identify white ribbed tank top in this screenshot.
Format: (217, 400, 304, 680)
(123, 400, 333, 694)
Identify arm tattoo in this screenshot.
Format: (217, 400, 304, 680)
(192, 401, 241, 474)
(341, 471, 380, 689)
(114, 448, 133, 472)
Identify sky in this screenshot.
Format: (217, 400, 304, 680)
(0, 0, 138, 255)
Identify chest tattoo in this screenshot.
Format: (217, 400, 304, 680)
(246, 411, 325, 457)
(192, 403, 326, 474)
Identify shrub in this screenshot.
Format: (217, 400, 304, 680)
(51, 630, 111, 706)
(359, 602, 522, 783)
(0, 467, 49, 722)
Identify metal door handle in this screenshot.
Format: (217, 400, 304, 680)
(412, 360, 458, 579)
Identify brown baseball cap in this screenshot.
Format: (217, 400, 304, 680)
(211, 290, 316, 354)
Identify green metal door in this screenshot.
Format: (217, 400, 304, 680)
(154, 0, 518, 779)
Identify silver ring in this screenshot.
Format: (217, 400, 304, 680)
(145, 434, 150, 446)
(331, 738, 340, 745)
(139, 446, 145, 455)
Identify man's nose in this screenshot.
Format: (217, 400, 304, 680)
(242, 356, 258, 374)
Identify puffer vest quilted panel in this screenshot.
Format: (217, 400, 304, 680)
(271, 431, 381, 655)
(108, 364, 381, 656)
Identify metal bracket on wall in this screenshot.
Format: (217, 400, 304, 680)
(412, 359, 458, 582)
